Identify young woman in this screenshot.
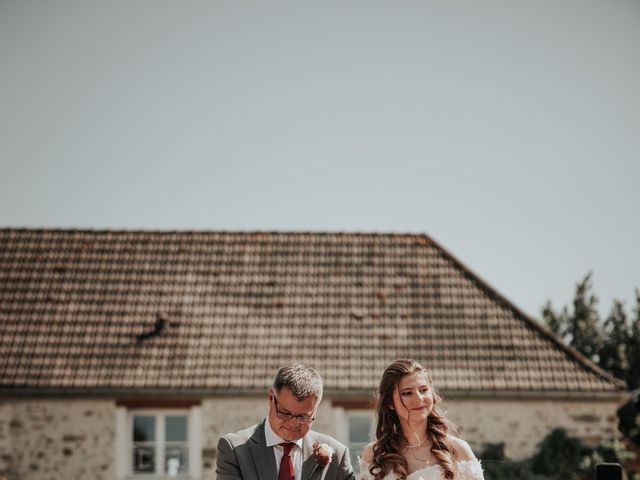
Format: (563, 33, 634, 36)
(359, 359, 483, 480)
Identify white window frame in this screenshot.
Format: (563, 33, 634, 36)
(116, 406, 202, 480)
(345, 410, 375, 473)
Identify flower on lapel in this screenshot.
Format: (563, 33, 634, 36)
(312, 442, 334, 468)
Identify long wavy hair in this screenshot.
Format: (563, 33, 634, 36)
(369, 359, 456, 480)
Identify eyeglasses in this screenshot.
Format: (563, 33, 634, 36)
(272, 395, 315, 425)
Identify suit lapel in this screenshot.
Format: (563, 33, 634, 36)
(301, 432, 321, 480)
(249, 421, 278, 480)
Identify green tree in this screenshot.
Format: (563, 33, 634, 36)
(618, 289, 640, 446)
(530, 429, 586, 480)
(618, 391, 640, 445)
(599, 300, 629, 382)
(627, 289, 640, 390)
(542, 301, 568, 338)
(479, 429, 638, 480)
(569, 273, 604, 362)
(543, 277, 640, 459)
(543, 273, 604, 362)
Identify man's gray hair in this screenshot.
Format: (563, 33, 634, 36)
(273, 364, 323, 400)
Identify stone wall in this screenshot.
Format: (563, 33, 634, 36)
(200, 395, 623, 476)
(200, 396, 266, 477)
(0, 398, 115, 480)
(445, 397, 621, 459)
(0, 395, 622, 479)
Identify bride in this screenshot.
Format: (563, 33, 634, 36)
(359, 359, 484, 480)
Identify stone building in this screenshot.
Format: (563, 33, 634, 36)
(0, 229, 627, 480)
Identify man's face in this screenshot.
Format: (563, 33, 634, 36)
(268, 386, 319, 441)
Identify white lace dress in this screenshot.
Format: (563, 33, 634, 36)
(358, 459, 484, 480)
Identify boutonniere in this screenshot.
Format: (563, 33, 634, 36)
(312, 442, 334, 468)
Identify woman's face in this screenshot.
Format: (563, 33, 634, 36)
(391, 371, 434, 423)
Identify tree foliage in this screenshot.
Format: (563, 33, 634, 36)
(542, 273, 604, 363)
(541, 301, 566, 339)
(479, 428, 639, 480)
(542, 276, 640, 448)
(490, 278, 640, 479)
(530, 429, 585, 479)
(628, 289, 640, 391)
(600, 300, 630, 381)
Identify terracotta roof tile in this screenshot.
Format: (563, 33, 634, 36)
(0, 229, 625, 394)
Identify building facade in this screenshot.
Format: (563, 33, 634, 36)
(0, 229, 627, 480)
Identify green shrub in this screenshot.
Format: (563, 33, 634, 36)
(530, 428, 587, 479)
(478, 428, 635, 480)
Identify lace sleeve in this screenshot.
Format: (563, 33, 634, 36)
(357, 459, 402, 480)
(456, 460, 484, 480)
(358, 458, 375, 480)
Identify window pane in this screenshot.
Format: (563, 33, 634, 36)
(133, 445, 155, 473)
(165, 444, 189, 475)
(349, 416, 371, 443)
(133, 416, 156, 442)
(348, 415, 373, 473)
(165, 415, 187, 442)
(350, 443, 368, 474)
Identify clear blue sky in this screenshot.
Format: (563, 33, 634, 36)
(1, 1, 639, 320)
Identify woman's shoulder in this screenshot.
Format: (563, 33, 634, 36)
(447, 435, 477, 462)
(358, 443, 378, 480)
(361, 442, 376, 464)
(447, 437, 484, 479)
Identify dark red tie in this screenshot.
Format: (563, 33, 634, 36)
(278, 442, 295, 480)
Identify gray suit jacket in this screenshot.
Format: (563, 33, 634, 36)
(216, 420, 356, 480)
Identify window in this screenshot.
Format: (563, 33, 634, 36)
(132, 412, 189, 475)
(347, 411, 375, 472)
(116, 406, 202, 480)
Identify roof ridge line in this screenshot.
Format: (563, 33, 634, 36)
(0, 227, 436, 239)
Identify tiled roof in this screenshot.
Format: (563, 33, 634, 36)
(0, 229, 625, 394)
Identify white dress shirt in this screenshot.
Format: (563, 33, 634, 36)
(265, 419, 305, 480)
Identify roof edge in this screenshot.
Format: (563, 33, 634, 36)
(425, 234, 628, 392)
(0, 227, 431, 236)
(0, 387, 630, 402)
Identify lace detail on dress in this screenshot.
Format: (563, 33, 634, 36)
(358, 459, 483, 480)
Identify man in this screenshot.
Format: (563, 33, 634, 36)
(216, 364, 355, 480)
